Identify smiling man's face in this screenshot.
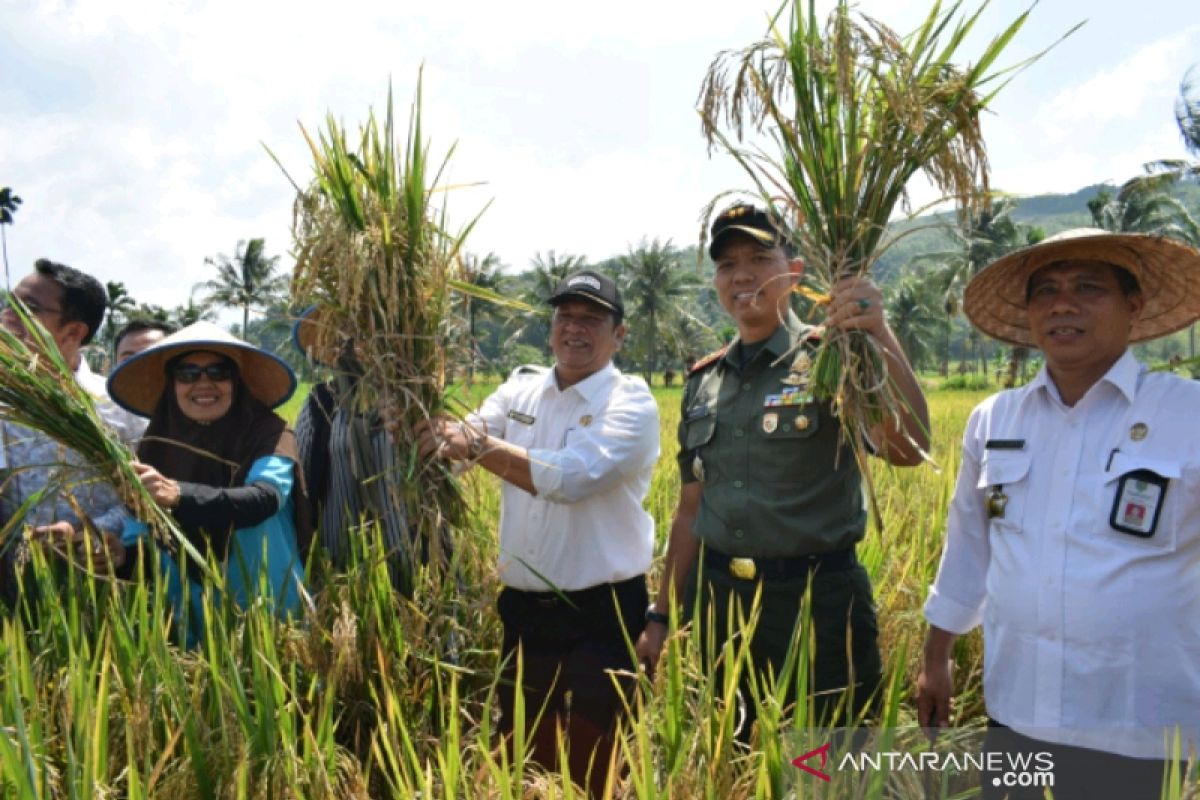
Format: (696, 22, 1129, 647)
(1026, 259, 1143, 386)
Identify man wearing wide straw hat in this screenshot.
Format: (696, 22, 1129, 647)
(918, 229, 1200, 798)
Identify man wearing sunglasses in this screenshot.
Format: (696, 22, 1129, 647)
(1, 259, 145, 608)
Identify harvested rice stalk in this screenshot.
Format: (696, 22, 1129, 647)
(700, 0, 1076, 522)
(0, 299, 205, 571)
(276, 77, 481, 588)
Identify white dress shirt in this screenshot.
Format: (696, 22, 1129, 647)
(470, 362, 659, 592)
(925, 350, 1200, 758)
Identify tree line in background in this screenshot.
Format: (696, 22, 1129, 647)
(4, 67, 1199, 385)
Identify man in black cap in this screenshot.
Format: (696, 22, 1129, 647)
(417, 268, 659, 796)
(636, 203, 930, 739)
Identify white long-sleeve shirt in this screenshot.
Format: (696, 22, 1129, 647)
(925, 350, 1200, 758)
(470, 362, 659, 592)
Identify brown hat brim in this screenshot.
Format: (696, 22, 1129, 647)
(963, 229, 1200, 347)
(107, 321, 296, 417)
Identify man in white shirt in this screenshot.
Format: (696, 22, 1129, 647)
(1, 259, 145, 608)
(918, 229, 1200, 799)
(418, 269, 659, 796)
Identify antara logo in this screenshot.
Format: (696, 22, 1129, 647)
(792, 742, 832, 782)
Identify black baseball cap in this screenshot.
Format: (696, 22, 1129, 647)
(548, 269, 624, 316)
(709, 203, 786, 258)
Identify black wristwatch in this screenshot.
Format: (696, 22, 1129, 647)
(645, 604, 669, 626)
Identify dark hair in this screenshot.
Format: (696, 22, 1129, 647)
(114, 319, 178, 355)
(1024, 262, 1142, 303)
(34, 259, 107, 345)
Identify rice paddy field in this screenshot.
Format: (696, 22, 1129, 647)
(0, 382, 1195, 798)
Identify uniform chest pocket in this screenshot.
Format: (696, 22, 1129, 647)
(977, 451, 1032, 535)
(1101, 453, 1181, 551)
(684, 411, 716, 450)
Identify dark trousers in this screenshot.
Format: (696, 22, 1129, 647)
(982, 719, 1167, 800)
(497, 575, 647, 797)
(689, 555, 882, 741)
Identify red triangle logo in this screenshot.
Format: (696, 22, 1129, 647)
(791, 742, 832, 782)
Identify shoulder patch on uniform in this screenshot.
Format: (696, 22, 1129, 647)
(689, 346, 729, 375)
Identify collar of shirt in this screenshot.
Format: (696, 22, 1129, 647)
(1026, 348, 1140, 410)
(544, 360, 618, 403)
(75, 357, 108, 398)
(720, 310, 814, 370)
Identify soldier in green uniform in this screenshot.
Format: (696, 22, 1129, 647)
(635, 203, 930, 737)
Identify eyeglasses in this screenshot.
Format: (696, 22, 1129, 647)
(172, 363, 235, 384)
(0, 296, 63, 317)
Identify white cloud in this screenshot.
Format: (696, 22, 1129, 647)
(3, 0, 1198, 322)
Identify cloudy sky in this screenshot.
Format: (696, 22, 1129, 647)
(2, 0, 1197, 313)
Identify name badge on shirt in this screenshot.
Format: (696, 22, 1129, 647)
(1109, 469, 1169, 538)
(507, 410, 536, 425)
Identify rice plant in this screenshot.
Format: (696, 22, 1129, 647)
(274, 74, 485, 592)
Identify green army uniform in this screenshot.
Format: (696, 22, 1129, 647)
(679, 310, 882, 727)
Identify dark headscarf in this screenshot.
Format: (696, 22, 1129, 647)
(137, 351, 313, 558)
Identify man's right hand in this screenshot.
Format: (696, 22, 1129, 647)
(635, 622, 668, 679)
(916, 625, 958, 736)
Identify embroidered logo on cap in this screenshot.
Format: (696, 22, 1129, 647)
(568, 275, 602, 292)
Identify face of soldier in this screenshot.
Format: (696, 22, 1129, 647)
(711, 233, 803, 342)
(549, 298, 624, 388)
(1025, 260, 1144, 388)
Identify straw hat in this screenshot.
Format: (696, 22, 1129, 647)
(963, 228, 1200, 347)
(292, 305, 342, 366)
(108, 321, 297, 417)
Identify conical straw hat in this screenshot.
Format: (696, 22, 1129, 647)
(963, 228, 1200, 347)
(108, 321, 296, 417)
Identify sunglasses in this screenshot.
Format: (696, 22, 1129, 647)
(172, 362, 235, 384)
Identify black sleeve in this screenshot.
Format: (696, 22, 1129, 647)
(173, 481, 282, 551)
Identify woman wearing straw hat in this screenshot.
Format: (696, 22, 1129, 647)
(918, 229, 1200, 798)
(107, 321, 310, 642)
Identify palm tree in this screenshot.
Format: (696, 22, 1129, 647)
(1087, 185, 1200, 243)
(101, 281, 137, 349)
(1, 186, 22, 289)
(913, 197, 1041, 375)
(459, 252, 505, 380)
(194, 238, 288, 339)
(616, 238, 702, 383)
(884, 274, 943, 373)
(520, 250, 587, 353)
(173, 294, 217, 328)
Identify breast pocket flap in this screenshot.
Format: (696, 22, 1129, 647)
(977, 451, 1032, 489)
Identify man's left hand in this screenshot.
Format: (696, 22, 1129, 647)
(825, 275, 887, 339)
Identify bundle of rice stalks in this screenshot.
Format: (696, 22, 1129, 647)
(700, 0, 1076, 516)
(276, 76, 483, 586)
(0, 300, 203, 570)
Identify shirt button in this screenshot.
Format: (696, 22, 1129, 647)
(734, 480, 744, 488)
(734, 429, 745, 438)
(733, 528, 745, 539)
(742, 382, 751, 391)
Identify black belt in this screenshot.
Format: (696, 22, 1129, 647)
(703, 547, 856, 581)
(503, 574, 645, 610)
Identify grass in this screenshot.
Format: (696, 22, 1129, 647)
(0, 384, 1194, 798)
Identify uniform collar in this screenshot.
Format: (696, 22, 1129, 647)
(1028, 348, 1141, 407)
(722, 310, 810, 367)
(543, 360, 618, 403)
